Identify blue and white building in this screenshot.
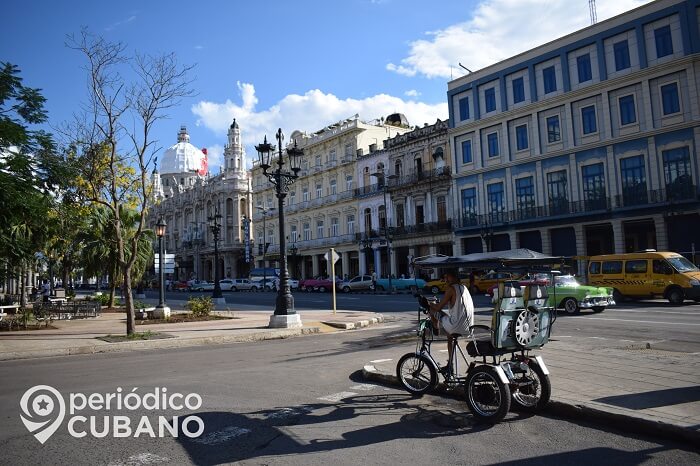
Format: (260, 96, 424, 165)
(447, 0, 700, 272)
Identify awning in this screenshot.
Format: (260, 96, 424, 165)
(413, 248, 563, 270)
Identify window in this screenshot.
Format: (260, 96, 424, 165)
(625, 260, 648, 274)
(512, 77, 525, 104)
(614, 40, 630, 71)
(347, 215, 355, 234)
(602, 261, 623, 274)
(394, 160, 402, 178)
(461, 188, 477, 225)
(396, 204, 405, 227)
(329, 149, 336, 162)
(415, 205, 425, 224)
(619, 95, 636, 125)
(331, 217, 339, 236)
(487, 133, 499, 157)
(543, 66, 557, 93)
(346, 175, 353, 191)
(267, 196, 273, 208)
(546, 115, 561, 143)
(437, 196, 447, 223)
(547, 170, 568, 214)
(515, 177, 535, 215)
(289, 190, 296, 205)
(654, 25, 673, 58)
(316, 183, 322, 198)
(485, 88, 496, 112)
(290, 225, 298, 243)
(364, 208, 372, 234)
(315, 154, 321, 167)
(581, 163, 606, 210)
(303, 223, 311, 241)
(330, 179, 337, 195)
(653, 259, 673, 275)
(662, 147, 693, 199)
(459, 96, 470, 120)
(267, 229, 274, 246)
(344, 143, 352, 158)
(378, 205, 386, 231)
(620, 155, 647, 206)
(589, 261, 601, 275)
(316, 220, 324, 239)
(515, 125, 528, 151)
(487, 183, 505, 222)
(660, 82, 680, 115)
(577, 54, 592, 83)
(302, 187, 309, 201)
(461, 140, 472, 164)
(581, 105, 597, 134)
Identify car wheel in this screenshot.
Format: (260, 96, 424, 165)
(612, 288, 623, 303)
(592, 306, 604, 313)
(318, 286, 327, 293)
(667, 287, 684, 305)
(430, 286, 441, 294)
(231, 287, 237, 292)
(252, 286, 259, 292)
(409, 285, 418, 292)
(377, 285, 385, 291)
(562, 297, 579, 315)
(342, 286, 351, 293)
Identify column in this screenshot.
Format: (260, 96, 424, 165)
(374, 248, 382, 277)
(341, 251, 350, 278)
(429, 245, 437, 256)
(541, 229, 552, 255)
(359, 248, 367, 275)
(654, 214, 669, 251)
(509, 231, 519, 249)
(611, 219, 625, 253)
(312, 255, 320, 277)
(408, 246, 417, 278)
(574, 223, 587, 277)
(388, 246, 396, 278)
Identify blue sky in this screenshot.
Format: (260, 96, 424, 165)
(3, 0, 649, 171)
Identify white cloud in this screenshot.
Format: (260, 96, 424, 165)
(387, 0, 653, 79)
(404, 89, 421, 97)
(192, 82, 447, 158)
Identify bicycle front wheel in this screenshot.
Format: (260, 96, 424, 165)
(396, 353, 438, 396)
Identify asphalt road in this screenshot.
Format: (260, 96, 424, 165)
(0, 323, 697, 465)
(149, 289, 700, 353)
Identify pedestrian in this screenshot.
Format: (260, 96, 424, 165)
(40, 279, 51, 303)
(371, 269, 377, 294)
(165, 278, 171, 291)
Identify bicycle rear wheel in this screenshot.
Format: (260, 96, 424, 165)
(396, 353, 437, 396)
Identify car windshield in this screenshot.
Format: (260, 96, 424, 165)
(555, 275, 580, 287)
(667, 257, 699, 273)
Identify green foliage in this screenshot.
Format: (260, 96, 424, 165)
(186, 296, 214, 318)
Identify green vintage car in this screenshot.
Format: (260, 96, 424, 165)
(548, 275, 615, 314)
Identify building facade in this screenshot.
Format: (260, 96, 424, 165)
(250, 114, 410, 280)
(447, 0, 700, 274)
(149, 123, 252, 282)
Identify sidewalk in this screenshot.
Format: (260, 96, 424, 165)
(0, 300, 383, 361)
(362, 338, 700, 444)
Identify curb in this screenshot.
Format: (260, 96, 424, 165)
(361, 364, 700, 446)
(322, 314, 385, 330)
(0, 328, 319, 362)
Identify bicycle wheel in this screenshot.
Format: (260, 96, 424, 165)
(396, 353, 437, 396)
(465, 365, 511, 423)
(510, 360, 551, 412)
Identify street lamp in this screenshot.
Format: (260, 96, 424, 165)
(289, 242, 298, 278)
(208, 203, 224, 302)
(255, 206, 275, 290)
(371, 171, 394, 293)
(155, 217, 170, 318)
(256, 128, 303, 328)
(480, 217, 494, 253)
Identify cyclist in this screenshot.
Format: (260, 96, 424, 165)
(429, 268, 474, 375)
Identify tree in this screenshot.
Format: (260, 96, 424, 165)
(0, 62, 73, 302)
(66, 31, 193, 334)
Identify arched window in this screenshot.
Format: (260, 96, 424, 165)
(363, 167, 370, 187)
(364, 208, 372, 235)
(378, 205, 386, 230)
(394, 160, 402, 178)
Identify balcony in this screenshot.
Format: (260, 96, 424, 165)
(390, 220, 453, 238)
(388, 166, 451, 189)
(354, 183, 383, 198)
(459, 185, 699, 230)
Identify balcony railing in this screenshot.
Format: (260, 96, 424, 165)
(390, 220, 453, 238)
(459, 185, 699, 229)
(388, 166, 451, 189)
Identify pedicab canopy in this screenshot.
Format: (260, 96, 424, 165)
(412, 248, 563, 272)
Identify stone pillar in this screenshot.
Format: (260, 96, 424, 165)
(374, 249, 382, 277)
(341, 251, 350, 278)
(574, 224, 587, 277)
(541, 229, 552, 255)
(611, 219, 625, 253)
(312, 254, 320, 277)
(429, 245, 437, 256)
(654, 215, 669, 251)
(510, 231, 519, 249)
(359, 249, 367, 275)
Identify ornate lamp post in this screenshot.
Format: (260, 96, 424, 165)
(289, 242, 298, 278)
(256, 128, 303, 328)
(371, 172, 394, 293)
(155, 217, 170, 318)
(480, 218, 494, 253)
(208, 204, 224, 303)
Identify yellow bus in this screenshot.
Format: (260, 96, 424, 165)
(588, 251, 700, 305)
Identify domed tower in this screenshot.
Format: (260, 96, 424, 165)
(150, 161, 164, 203)
(158, 126, 208, 192)
(224, 118, 246, 174)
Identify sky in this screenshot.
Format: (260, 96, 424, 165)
(3, 0, 651, 172)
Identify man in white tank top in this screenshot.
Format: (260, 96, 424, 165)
(429, 269, 475, 373)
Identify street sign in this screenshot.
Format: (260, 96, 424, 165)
(324, 250, 340, 264)
(155, 265, 175, 273)
(155, 253, 175, 264)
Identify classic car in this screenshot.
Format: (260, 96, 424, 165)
(341, 275, 426, 292)
(188, 280, 215, 291)
(299, 276, 338, 292)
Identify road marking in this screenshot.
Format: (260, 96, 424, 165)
(318, 391, 357, 402)
(107, 453, 170, 466)
(609, 309, 700, 316)
(191, 426, 252, 445)
(587, 336, 606, 340)
(619, 339, 635, 342)
(556, 335, 573, 338)
(370, 358, 393, 363)
(569, 316, 700, 326)
(349, 383, 378, 391)
(439, 349, 449, 352)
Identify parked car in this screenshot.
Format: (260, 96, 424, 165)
(300, 276, 337, 292)
(423, 272, 470, 294)
(173, 280, 190, 291)
(188, 280, 215, 291)
(341, 275, 374, 292)
(219, 278, 258, 291)
(342, 275, 426, 292)
(471, 271, 513, 294)
(271, 278, 300, 291)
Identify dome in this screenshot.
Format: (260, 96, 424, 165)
(385, 113, 409, 128)
(159, 126, 208, 175)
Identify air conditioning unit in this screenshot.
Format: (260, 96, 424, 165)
(378, 239, 388, 247)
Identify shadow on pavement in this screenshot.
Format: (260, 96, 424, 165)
(485, 446, 669, 465)
(594, 386, 700, 409)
